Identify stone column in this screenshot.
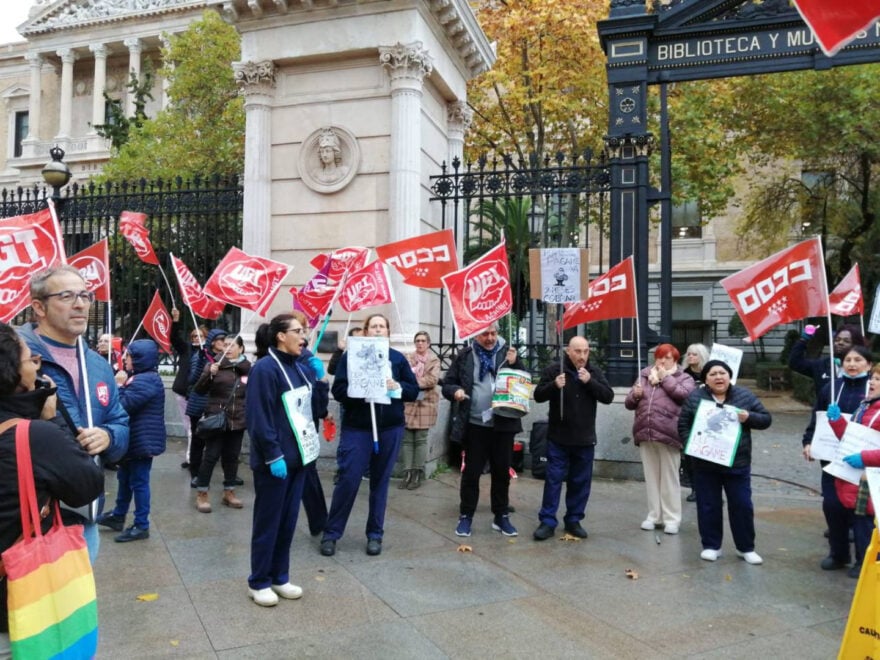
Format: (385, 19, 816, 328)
(380, 42, 433, 340)
(56, 48, 76, 139)
(234, 60, 276, 259)
(446, 100, 472, 264)
(89, 44, 108, 133)
(124, 38, 142, 115)
(24, 52, 42, 144)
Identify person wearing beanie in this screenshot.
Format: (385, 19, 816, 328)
(678, 359, 772, 565)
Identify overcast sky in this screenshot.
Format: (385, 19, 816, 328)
(1, 0, 36, 46)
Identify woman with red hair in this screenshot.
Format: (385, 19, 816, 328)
(625, 344, 695, 534)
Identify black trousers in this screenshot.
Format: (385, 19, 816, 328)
(460, 423, 514, 517)
(196, 429, 244, 489)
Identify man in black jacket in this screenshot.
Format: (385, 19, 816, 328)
(532, 336, 614, 541)
(442, 325, 524, 538)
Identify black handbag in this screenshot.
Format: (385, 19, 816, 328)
(196, 411, 227, 434)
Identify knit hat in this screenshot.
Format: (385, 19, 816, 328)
(700, 359, 732, 382)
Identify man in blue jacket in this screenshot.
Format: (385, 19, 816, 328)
(20, 265, 129, 560)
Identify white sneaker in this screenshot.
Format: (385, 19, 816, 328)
(700, 548, 722, 562)
(271, 582, 303, 599)
(248, 587, 279, 607)
(640, 520, 656, 531)
(663, 523, 679, 535)
(736, 550, 763, 565)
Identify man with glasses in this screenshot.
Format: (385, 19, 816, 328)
(19, 265, 129, 560)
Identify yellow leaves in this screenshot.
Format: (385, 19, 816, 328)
(136, 593, 159, 602)
(625, 568, 639, 580)
(559, 532, 582, 542)
(457, 544, 473, 552)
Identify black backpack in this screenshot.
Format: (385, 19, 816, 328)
(529, 420, 549, 480)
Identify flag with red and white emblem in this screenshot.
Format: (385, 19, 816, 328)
(442, 240, 513, 340)
(119, 211, 160, 266)
(203, 247, 292, 315)
(142, 291, 172, 353)
(563, 256, 636, 329)
(69, 239, 111, 302)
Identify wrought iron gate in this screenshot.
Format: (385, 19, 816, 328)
(429, 152, 611, 373)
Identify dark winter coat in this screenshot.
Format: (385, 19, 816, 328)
(788, 339, 836, 400)
(624, 366, 695, 449)
(441, 339, 526, 444)
(678, 384, 772, 471)
(117, 339, 167, 459)
(194, 355, 251, 432)
(801, 375, 869, 447)
(184, 328, 226, 418)
(170, 319, 196, 397)
(332, 348, 418, 430)
(533, 355, 614, 447)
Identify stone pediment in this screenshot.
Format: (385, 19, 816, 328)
(20, 0, 209, 36)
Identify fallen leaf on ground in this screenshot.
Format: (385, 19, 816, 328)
(559, 533, 581, 542)
(625, 568, 639, 580)
(170, 641, 179, 647)
(315, 575, 325, 582)
(457, 544, 473, 553)
(725, 574, 732, 581)
(136, 593, 159, 602)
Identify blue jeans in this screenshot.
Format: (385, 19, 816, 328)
(324, 425, 403, 541)
(538, 441, 595, 527)
(111, 456, 154, 529)
(693, 465, 755, 552)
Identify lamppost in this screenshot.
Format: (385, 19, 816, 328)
(41, 145, 72, 204)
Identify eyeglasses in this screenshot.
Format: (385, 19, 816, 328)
(42, 290, 95, 305)
(284, 327, 304, 335)
(21, 355, 40, 368)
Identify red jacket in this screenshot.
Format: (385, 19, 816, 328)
(829, 397, 880, 515)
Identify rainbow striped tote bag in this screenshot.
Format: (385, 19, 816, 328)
(2, 420, 98, 659)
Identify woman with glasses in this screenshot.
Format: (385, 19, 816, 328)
(245, 312, 315, 607)
(321, 314, 419, 557)
(397, 331, 440, 490)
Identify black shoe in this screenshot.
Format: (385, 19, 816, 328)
(320, 539, 336, 557)
(564, 522, 588, 539)
(180, 461, 190, 469)
(533, 523, 555, 541)
(820, 556, 847, 570)
(366, 538, 382, 556)
(232, 477, 244, 487)
(686, 490, 697, 502)
(96, 512, 124, 532)
(848, 564, 861, 579)
(115, 526, 149, 543)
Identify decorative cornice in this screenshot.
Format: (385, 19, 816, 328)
(603, 133, 654, 159)
(23, 0, 208, 36)
(379, 42, 433, 86)
(233, 59, 276, 95)
(447, 100, 472, 132)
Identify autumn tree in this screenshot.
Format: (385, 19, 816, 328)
(98, 10, 244, 182)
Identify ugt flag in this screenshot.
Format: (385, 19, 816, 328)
(143, 291, 172, 353)
(0, 208, 66, 323)
(375, 229, 459, 288)
(69, 239, 111, 302)
(442, 240, 512, 340)
(290, 259, 336, 326)
(562, 256, 637, 329)
(310, 247, 370, 284)
(721, 237, 828, 342)
(793, 0, 880, 56)
(203, 247, 292, 316)
(119, 211, 160, 266)
(829, 264, 863, 317)
(170, 254, 225, 320)
(339, 260, 394, 313)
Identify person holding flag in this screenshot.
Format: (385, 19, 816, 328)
(789, 324, 865, 401)
(19, 265, 129, 561)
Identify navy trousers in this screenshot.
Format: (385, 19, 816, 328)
(248, 465, 306, 590)
(693, 465, 755, 552)
(111, 456, 153, 529)
(460, 424, 514, 517)
(324, 425, 403, 541)
(821, 467, 853, 563)
(538, 441, 594, 528)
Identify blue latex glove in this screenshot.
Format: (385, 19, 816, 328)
(269, 458, 288, 479)
(308, 356, 326, 379)
(843, 453, 865, 469)
(827, 402, 841, 422)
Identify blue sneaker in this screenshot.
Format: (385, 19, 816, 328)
(455, 515, 472, 537)
(492, 514, 518, 537)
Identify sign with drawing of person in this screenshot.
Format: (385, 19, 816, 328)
(528, 248, 589, 304)
(346, 336, 390, 400)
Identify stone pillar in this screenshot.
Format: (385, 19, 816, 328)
(380, 42, 433, 340)
(234, 60, 276, 259)
(56, 48, 76, 139)
(24, 52, 42, 144)
(446, 100, 472, 263)
(124, 38, 142, 116)
(89, 44, 108, 133)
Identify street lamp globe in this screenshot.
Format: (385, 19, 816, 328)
(41, 145, 72, 197)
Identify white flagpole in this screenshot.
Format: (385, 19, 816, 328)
(817, 239, 836, 403)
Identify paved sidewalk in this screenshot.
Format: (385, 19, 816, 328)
(93, 409, 854, 659)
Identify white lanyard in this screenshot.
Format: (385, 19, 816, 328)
(268, 347, 311, 396)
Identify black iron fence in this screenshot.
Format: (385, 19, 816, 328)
(0, 175, 243, 352)
(429, 152, 611, 374)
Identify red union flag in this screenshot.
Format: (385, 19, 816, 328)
(143, 291, 172, 353)
(829, 264, 863, 317)
(69, 239, 110, 302)
(793, 0, 880, 56)
(170, 255, 225, 320)
(203, 247, 292, 315)
(119, 211, 160, 266)
(562, 256, 636, 329)
(375, 229, 459, 288)
(290, 262, 336, 325)
(721, 237, 828, 342)
(310, 247, 369, 284)
(442, 241, 512, 340)
(0, 208, 66, 323)
(339, 260, 394, 313)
